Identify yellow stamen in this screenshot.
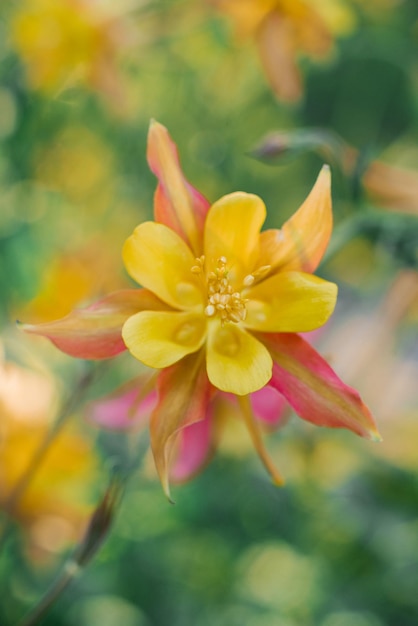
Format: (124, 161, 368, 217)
(191, 255, 205, 274)
(243, 265, 272, 288)
(205, 257, 247, 324)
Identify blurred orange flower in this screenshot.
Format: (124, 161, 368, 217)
(209, 0, 354, 101)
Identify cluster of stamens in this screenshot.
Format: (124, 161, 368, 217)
(192, 256, 247, 324)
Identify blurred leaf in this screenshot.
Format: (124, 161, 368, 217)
(304, 57, 414, 150)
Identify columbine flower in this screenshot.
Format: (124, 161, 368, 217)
(209, 0, 355, 101)
(22, 120, 380, 498)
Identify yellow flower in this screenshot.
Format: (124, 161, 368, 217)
(121, 176, 336, 397)
(22, 121, 380, 498)
(12, 0, 128, 103)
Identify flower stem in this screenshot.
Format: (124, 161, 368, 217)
(17, 563, 78, 626)
(17, 470, 125, 626)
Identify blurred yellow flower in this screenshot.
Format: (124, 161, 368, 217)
(0, 349, 98, 553)
(35, 127, 116, 209)
(209, 0, 355, 101)
(12, 0, 131, 105)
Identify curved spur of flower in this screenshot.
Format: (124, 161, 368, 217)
(86, 374, 288, 489)
(22, 121, 380, 498)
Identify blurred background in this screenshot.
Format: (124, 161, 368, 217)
(0, 0, 418, 624)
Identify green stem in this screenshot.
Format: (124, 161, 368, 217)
(17, 563, 79, 626)
(17, 471, 125, 626)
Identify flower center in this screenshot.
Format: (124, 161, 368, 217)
(191, 256, 247, 324)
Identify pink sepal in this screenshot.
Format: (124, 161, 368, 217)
(86, 378, 157, 430)
(263, 333, 381, 440)
(170, 412, 214, 483)
(250, 385, 288, 427)
(20, 289, 168, 360)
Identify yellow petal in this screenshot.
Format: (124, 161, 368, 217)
(206, 321, 272, 395)
(122, 311, 206, 369)
(123, 221, 203, 310)
(258, 166, 332, 274)
(244, 271, 337, 332)
(204, 192, 266, 283)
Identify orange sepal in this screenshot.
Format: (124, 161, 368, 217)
(147, 120, 210, 255)
(150, 351, 211, 500)
(20, 289, 170, 359)
(258, 165, 332, 275)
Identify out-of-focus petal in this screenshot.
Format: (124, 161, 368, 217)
(363, 160, 418, 215)
(204, 192, 266, 283)
(250, 385, 288, 427)
(123, 221, 204, 310)
(258, 166, 332, 274)
(255, 11, 302, 102)
(263, 332, 381, 440)
(20, 289, 167, 359)
(170, 413, 214, 483)
(206, 321, 272, 395)
(245, 271, 337, 332)
(289, 3, 332, 56)
(147, 120, 210, 255)
(122, 311, 206, 369)
(150, 351, 211, 499)
(210, 0, 276, 37)
(86, 376, 157, 430)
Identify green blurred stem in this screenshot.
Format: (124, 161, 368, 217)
(17, 472, 125, 626)
(322, 214, 368, 265)
(321, 209, 390, 266)
(17, 563, 78, 626)
(324, 208, 418, 270)
(0, 363, 104, 552)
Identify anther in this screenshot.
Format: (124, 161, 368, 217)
(243, 274, 255, 287)
(191, 256, 206, 275)
(205, 304, 216, 317)
(253, 265, 271, 278)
